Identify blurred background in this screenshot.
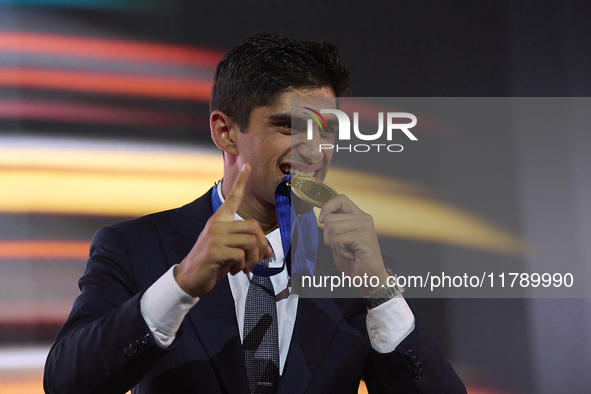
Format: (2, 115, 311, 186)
(1, 1, 590, 393)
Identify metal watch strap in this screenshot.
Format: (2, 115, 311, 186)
(362, 268, 405, 309)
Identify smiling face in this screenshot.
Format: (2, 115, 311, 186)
(226, 86, 337, 226)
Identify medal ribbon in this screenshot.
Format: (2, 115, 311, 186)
(210, 174, 317, 277)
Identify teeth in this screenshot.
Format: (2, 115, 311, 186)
(280, 165, 315, 177)
(290, 168, 314, 177)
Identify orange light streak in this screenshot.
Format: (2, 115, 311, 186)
(0, 241, 90, 260)
(0, 68, 212, 101)
(0, 381, 45, 394)
(0, 100, 206, 128)
(0, 31, 225, 68)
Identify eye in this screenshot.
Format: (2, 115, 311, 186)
(269, 120, 292, 134)
(277, 122, 292, 134)
(320, 124, 338, 137)
(289, 118, 309, 134)
(327, 122, 339, 133)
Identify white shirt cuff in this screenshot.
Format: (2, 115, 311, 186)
(366, 296, 415, 353)
(140, 265, 199, 348)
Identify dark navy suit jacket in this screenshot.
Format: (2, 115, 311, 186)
(44, 189, 466, 394)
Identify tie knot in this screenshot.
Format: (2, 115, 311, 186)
(258, 257, 272, 269)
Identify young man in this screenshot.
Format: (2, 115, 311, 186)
(44, 34, 466, 394)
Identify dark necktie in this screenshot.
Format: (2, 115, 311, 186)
(243, 256, 280, 394)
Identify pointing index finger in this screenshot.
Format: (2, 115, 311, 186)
(217, 163, 250, 220)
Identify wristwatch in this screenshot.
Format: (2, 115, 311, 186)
(362, 268, 405, 309)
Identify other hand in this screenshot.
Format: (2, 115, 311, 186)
(318, 195, 389, 296)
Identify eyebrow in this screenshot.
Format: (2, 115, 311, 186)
(268, 113, 292, 122)
(268, 111, 338, 128)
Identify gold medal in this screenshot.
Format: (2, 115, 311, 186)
(287, 175, 339, 208)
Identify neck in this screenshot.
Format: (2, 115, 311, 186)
(221, 180, 278, 234)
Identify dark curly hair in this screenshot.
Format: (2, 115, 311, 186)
(210, 33, 350, 131)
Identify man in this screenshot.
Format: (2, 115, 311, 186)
(44, 34, 466, 393)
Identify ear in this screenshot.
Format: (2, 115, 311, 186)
(210, 111, 239, 156)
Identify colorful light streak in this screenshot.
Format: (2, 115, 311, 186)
(0, 32, 225, 68)
(0, 0, 169, 12)
(0, 68, 212, 101)
(0, 100, 206, 128)
(0, 241, 90, 260)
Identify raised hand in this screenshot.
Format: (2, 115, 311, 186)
(174, 164, 273, 297)
(318, 195, 389, 296)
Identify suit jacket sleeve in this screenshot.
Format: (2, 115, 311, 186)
(309, 236, 466, 393)
(43, 224, 180, 394)
(360, 257, 467, 393)
(361, 301, 466, 394)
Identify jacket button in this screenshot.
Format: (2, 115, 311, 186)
(141, 333, 151, 345)
(414, 367, 423, 379)
(404, 349, 418, 362)
(129, 343, 137, 354)
(412, 360, 422, 379)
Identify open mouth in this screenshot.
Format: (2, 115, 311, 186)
(280, 165, 314, 178)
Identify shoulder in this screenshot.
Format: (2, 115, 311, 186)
(88, 189, 214, 259)
(84, 189, 215, 288)
(108, 188, 215, 235)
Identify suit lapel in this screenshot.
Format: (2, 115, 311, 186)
(187, 277, 249, 394)
(278, 233, 355, 394)
(160, 190, 249, 394)
(278, 296, 342, 393)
